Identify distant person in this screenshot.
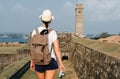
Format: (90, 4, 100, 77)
(30, 9, 65, 79)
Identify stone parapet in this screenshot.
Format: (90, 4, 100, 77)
(0, 54, 16, 72)
(0, 48, 30, 72)
(71, 43, 120, 79)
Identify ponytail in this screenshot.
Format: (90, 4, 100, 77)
(40, 21, 51, 35)
(42, 21, 51, 29)
(44, 22, 49, 29)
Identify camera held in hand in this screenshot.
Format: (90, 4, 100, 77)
(59, 71, 65, 78)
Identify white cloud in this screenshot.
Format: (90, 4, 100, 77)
(64, 1, 73, 7)
(80, 0, 120, 21)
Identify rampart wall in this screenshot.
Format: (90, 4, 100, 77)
(71, 43, 120, 79)
(59, 33, 120, 79)
(0, 49, 30, 72)
(0, 54, 16, 72)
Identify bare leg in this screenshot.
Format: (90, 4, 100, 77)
(45, 70, 56, 79)
(36, 71, 45, 79)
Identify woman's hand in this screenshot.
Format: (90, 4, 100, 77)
(59, 63, 65, 72)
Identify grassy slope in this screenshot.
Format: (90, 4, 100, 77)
(72, 35, 120, 58)
(0, 57, 30, 79)
(0, 44, 30, 79)
(0, 44, 25, 54)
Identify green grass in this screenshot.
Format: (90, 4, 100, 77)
(0, 47, 19, 54)
(20, 44, 30, 50)
(0, 44, 25, 54)
(72, 35, 120, 58)
(21, 69, 37, 79)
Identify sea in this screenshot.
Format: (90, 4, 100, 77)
(0, 38, 28, 43)
(0, 33, 98, 43)
(0, 33, 29, 43)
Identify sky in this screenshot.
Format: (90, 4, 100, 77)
(0, 0, 120, 34)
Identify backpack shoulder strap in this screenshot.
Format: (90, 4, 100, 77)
(35, 28, 39, 35)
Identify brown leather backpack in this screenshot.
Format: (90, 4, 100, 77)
(30, 28, 52, 65)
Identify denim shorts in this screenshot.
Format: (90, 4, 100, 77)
(35, 58, 58, 73)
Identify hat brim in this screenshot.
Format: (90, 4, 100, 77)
(39, 15, 54, 21)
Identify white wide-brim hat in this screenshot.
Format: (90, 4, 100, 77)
(39, 9, 54, 22)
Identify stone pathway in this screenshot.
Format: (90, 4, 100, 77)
(21, 60, 78, 79)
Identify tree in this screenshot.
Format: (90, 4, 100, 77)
(99, 32, 110, 38)
(118, 32, 120, 35)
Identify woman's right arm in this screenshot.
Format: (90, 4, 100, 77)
(53, 39, 65, 71)
(30, 59, 35, 71)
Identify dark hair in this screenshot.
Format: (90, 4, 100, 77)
(42, 20, 51, 29)
(40, 20, 51, 35)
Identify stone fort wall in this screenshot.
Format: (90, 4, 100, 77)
(0, 49, 30, 72)
(71, 43, 120, 79)
(58, 33, 120, 79)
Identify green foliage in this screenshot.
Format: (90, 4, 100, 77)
(91, 32, 112, 40)
(91, 35, 100, 40)
(99, 32, 110, 38)
(118, 32, 120, 35)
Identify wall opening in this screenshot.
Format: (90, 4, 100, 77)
(62, 56, 68, 61)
